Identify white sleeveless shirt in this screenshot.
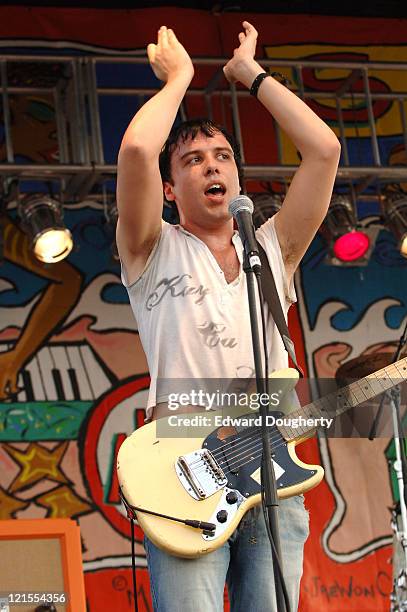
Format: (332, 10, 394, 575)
(121, 217, 296, 421)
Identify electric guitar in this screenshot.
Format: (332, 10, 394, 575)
(117, 358, 407, 558)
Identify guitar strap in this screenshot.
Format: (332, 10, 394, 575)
(258, 242, 304, 377)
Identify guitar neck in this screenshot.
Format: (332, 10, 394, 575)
(279, 356, 407, 442)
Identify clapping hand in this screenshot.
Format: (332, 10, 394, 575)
(147, 26, 194, 84)
(223, 21, 259, 84)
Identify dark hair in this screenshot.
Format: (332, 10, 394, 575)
(159, 118, 244, 188)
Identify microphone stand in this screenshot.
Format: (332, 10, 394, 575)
(367, 319, 407, 610)
(369, 320, 407, 445)
(390, 386, 407, 612)
(242, 249, 288, 612)
(368, 321, 407, 509)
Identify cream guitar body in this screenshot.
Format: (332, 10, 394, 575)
(117, 368, 323, 558)
(118, 354, 407, 558)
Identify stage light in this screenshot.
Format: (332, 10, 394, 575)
(18, 195, 73, 263)
(332, 230, 370, 262)
(251, 193, 282, 228)
(382, 191, 407, 258)
(324, 194, 370, 263)
(105, 200, 119, 261)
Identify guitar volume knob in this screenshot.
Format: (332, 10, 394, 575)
(226, 491, 238, 504)
(216, 510, 228, 523)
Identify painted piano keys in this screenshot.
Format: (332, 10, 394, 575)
(0, 342, 115, 402)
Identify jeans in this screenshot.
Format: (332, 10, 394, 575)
(144, 495, 309, 612)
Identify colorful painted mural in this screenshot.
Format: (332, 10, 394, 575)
(0, 7, 407, 610)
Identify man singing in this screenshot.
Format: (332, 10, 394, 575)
(117, 21, 340, 612)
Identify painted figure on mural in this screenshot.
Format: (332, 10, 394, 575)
(117, 20, 340, 611)
(0, 62, 64, 164)
(0, 61, 84, 400)
(0, 211, 83, 400)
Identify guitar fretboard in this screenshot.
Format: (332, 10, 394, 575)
(278, 356, 407, 441)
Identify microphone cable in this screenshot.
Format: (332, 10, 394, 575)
(130, 516, 138, 612)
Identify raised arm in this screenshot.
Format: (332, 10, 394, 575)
(116, 26, 194, 284)
(224, 21, 341, 280)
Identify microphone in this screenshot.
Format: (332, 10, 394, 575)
(228, 195, 261, 274)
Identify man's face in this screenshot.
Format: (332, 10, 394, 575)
(163, 131, 241, 229)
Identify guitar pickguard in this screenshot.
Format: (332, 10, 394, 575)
(202, 413, 316, 498)
(181, 414, 317, 541)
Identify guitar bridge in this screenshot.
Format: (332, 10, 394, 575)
(176, 449, 227, 500)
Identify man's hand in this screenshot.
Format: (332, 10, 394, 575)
(223, 21, 259, 85)
(147, 26, 194, 84)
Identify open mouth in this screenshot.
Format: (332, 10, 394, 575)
(204, 183, 226, 200)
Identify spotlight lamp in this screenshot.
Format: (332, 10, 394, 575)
(251, 193, 282, 229)
(105, 199, 118, 228)
(18, 195, 73, 263)
(323, 194, 370, 263)
(105, 200, 119, 261)
(382, 190, 407, 258)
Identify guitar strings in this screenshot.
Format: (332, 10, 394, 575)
(206, 363, 404, 464)
(186, 429, 272, 473)
(220, 436, 287, 475)
(186, 380, 352, 466)
(211, 428, 282, 464)
(192, 433, 288, 481)
(204, 377, 379, 465)
(190, 428, 288, 478)
(210, 426, 275, 458)
(194, 398, 391, 479)
(180, 366, 407, 483)
(196, 396, 351, 474)
(187, 391, 346, 475)
(217, 383, 399, 475)
(204, 397, 328, 460)
(191, 400, 334, 474)
(203, 398, 321, 463)
(195, 387, 398, 478)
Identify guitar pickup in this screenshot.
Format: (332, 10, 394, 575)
(176, 449, 228, 500)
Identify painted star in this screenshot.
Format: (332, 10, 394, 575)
(34, 485, 93, 519)
(0, 485, 29, 519)
(4, 442, 70, 493)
